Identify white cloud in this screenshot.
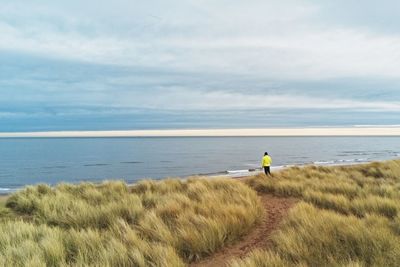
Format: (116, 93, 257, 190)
(3, 0, 400, 131)
(2, 0, 400, 81)
(108, 88, 400, 111)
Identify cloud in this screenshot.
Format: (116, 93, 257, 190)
(106, 88, 400, 111)
(2, 0, 400, 80)
(2, 0, 400, 130)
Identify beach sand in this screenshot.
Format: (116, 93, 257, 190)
(1, 127, 400, 138)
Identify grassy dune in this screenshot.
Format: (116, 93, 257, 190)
(2, 160, 400, 266)
(0, 178, 262, 266)
(232, 160, 400, 266)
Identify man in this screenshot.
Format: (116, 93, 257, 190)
(261, 152, 272, 176)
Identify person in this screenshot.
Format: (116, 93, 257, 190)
(261, 152, 272, 176)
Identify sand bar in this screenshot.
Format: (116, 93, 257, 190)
(0, 128, 400, 138)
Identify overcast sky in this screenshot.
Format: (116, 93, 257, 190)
(2, 0, 400, 131)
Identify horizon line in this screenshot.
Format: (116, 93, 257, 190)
(1, 127, 400, 138)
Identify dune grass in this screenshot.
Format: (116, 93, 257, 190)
(231, 160, 400, 266)
(0, 195, 7, 206)
(0, 195, 14, 220)
(3, 160, 400, 266)
(247, 161, 400, 218)
(0, 178, 262, 266)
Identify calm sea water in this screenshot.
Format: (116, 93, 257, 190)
(0, 137, 400, 192)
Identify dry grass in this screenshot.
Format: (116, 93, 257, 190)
(0, 195, 14, 220)
(0, 178, 262, 266)
(246, 161, 400, 218)
(3, 160, 400, 266)
(232, 160, 400, 266)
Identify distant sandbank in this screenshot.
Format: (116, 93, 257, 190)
(1, 127, 400, 138)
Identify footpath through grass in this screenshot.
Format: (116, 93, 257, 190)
(231, 160, 400, 267)
(0, 178, 262, 266)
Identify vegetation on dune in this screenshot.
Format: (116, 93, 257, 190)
(0, 196, 13, 220)
(232, 160, 400, 266)
(3, 160, 400, 266)
(247, 160, 400, 218)
(0, 178, 262, 266)
(231, 203, 400, 266)
(0, 219, 184, 267)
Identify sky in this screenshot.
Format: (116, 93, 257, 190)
(1, 0, 400, 131)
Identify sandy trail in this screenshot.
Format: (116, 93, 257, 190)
(190, 194, 297, 267)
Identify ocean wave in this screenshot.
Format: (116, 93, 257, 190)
(225, 165, 288, 176)
(342, 151, 364, 154)
(227, 169, 252, 174)
(0, 188, 11, 191)
(314, 160, 335, 165)
(83, 163, 110, 167)
(314, 158, 369, 166)
(42, 166, 67, 169)
(0, 187, 17, 194)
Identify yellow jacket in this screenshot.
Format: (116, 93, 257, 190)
(262, 155, 272, 167)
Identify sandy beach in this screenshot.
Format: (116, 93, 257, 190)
(1, 127, 400, 138)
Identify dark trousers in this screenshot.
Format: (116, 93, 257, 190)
(264, 166, 271, 175)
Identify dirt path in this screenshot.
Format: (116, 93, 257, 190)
(190, 195, 297, 267)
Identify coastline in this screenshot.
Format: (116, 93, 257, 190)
(214, 160, 372, 179)
(0, 160, 374, 197)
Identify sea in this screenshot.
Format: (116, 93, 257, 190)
(1, 136, 400, 193)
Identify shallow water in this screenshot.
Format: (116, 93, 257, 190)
(0, 137, 399, 192)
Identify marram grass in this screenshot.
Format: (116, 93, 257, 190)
(1, 178, 262, 266)
(231, 160, 400, 266)
(3, 160, 400, 266)
(246, 160, 400, 218)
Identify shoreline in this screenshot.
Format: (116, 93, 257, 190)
(0, 160, 374, 197)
